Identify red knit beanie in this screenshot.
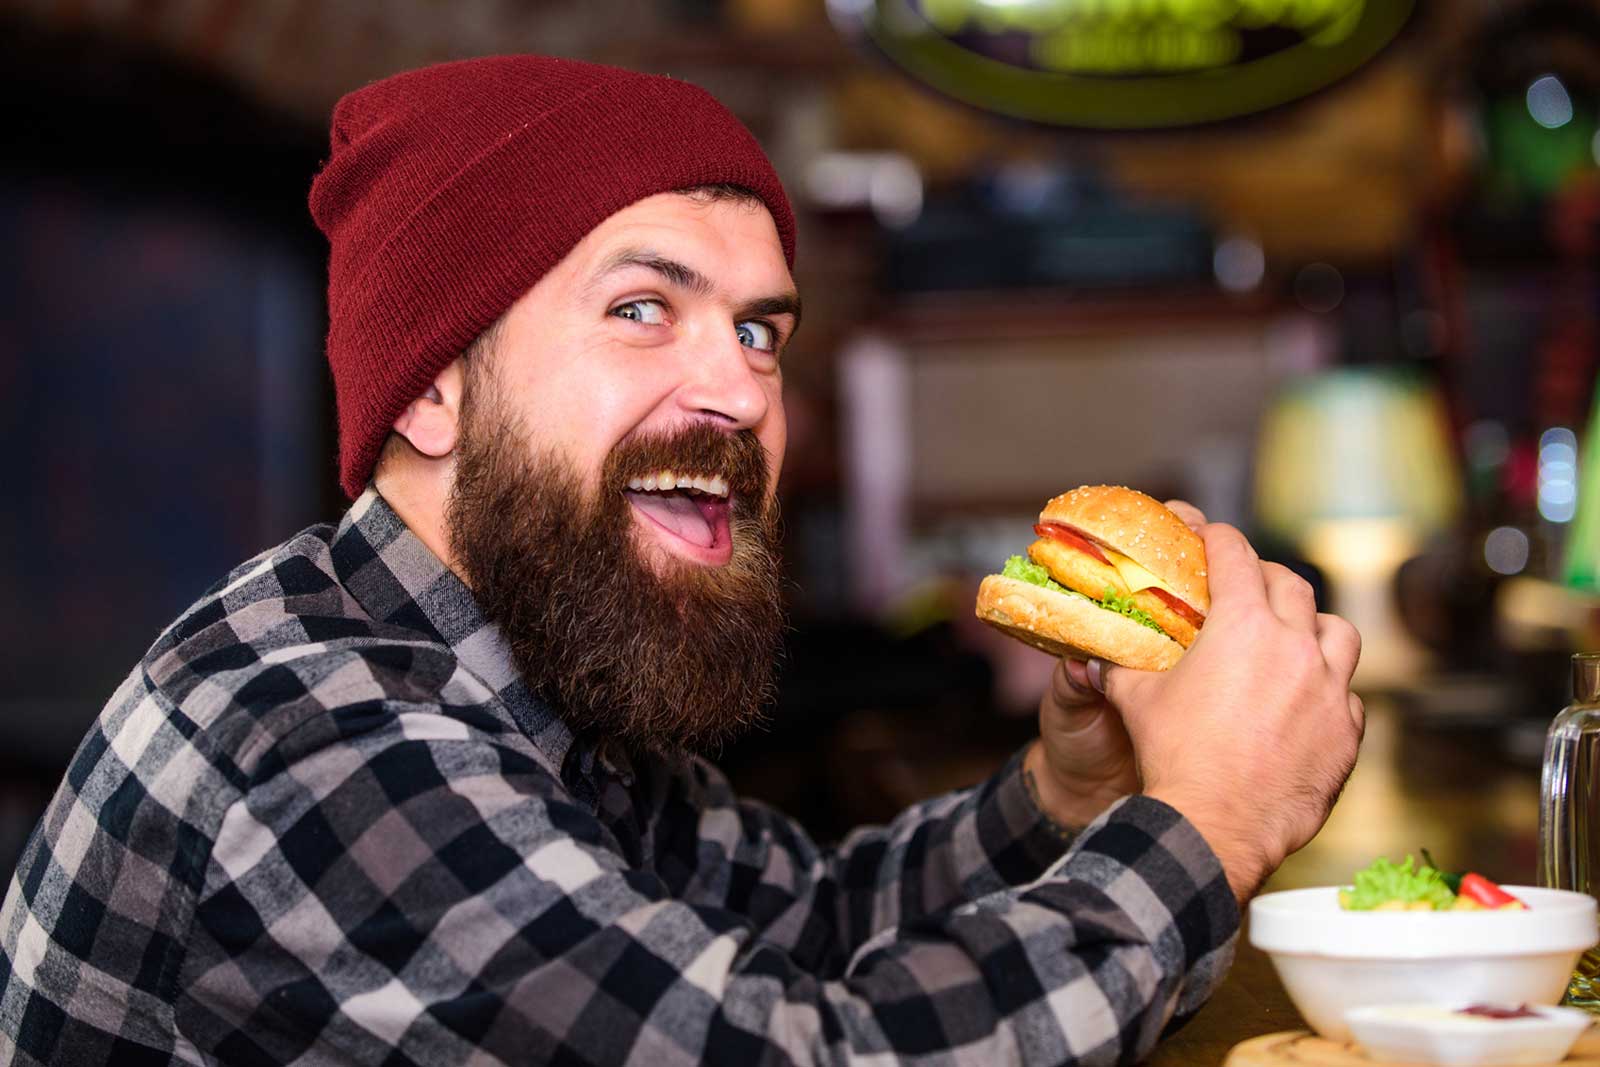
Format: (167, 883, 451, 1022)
(310, 55, 797, 499)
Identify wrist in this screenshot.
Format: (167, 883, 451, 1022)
(1146, 785, 1272, 905)
(1023, 739, 1119, 836)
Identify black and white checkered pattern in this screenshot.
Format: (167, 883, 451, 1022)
(1, 490, 1238, 1065)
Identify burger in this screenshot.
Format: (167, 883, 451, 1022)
(975, 485, 1208, 671)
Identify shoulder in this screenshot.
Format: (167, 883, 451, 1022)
(132, 523, 506, 778)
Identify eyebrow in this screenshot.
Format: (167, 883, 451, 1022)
(590, 247, 803, 328)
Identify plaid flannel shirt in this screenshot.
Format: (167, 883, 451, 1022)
(1, 489, 1238, 1066)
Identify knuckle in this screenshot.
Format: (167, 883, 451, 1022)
(1290, 633, 1324, 669)
(1327, 615, 1362, 655)
(1342, 618, 1363, 652)
(1201, 522, 1241, 552)
(1267, 562, 1315, 599)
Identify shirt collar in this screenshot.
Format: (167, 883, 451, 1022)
(331, 488, 578, 779)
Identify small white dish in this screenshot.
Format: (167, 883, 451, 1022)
(1249, 886, 1598, 1041)
(1345, 1003, 1593, 1065)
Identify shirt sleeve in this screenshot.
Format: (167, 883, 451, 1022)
(177, 704, 1240, 1066)
(661, 746, 1091, 962)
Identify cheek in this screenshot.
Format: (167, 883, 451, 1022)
(531, 360, 679, 466)
(761, 395, 788, 487)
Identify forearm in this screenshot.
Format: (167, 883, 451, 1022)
(1023, 737, 1133, 836)
(837, 794, 1239, 1063)
(191, 787, 1238, 1066)
(1145, 783, 1272, 905)
(184, 712, 1242, 1066)
(1025, 738, 1270, 906)
(822, 747, 1075, 948)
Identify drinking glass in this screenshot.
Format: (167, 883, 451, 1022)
(1540, 652, 1600, 1009)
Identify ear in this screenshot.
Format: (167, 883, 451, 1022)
(392, 361, 465, 458)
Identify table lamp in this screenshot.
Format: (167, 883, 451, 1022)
(1255, 368, 1463, 687)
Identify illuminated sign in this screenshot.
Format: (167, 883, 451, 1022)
(837, 0, 1417, 128)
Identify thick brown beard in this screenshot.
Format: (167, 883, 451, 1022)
(444, 379, 786, 758)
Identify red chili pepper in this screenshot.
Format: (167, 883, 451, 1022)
(1459, 873, 1527, 910)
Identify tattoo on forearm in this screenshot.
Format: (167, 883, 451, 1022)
(1022, 765, 1078, 844)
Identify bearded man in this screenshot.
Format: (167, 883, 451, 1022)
(0, 55, 1364, 1066)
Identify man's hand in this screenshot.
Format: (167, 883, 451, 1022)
(1026, 658, 1139, 831)
(1103, 523, 1364, 904)
(1025, 499, 1209, 832)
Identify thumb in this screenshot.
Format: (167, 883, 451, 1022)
(1086, 658, 1111, 696)
(1093, 659, 1154, 711)
(1053, 658, 1103, 708)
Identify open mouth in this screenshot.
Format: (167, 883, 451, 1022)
(622, 469, 734, 559)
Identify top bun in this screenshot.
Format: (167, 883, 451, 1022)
(1038, 485, 1209, 615)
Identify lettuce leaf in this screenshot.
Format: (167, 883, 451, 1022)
(1100, 588, 1166, 634)
(998, 556, 1167, 636)
(1001, 554, 1076, 596)
(1339, 855, 1457, 911)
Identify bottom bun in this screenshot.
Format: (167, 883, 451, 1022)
(975, 575, 1185, 672)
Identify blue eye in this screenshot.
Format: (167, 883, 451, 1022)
(612, 299, 668, 325)
(736, 320, 776, 351)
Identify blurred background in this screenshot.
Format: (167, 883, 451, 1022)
(4, 0, 1600, 896)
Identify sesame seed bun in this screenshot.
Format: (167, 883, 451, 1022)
(974, 575, 1184, 672)
(975, 486, 1208, 671)
(1038, 485, 1209, 616)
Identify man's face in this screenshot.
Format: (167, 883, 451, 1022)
(478, 191, 796, 569)
(443, 192, 798, 755)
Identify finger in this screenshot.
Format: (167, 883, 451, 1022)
(1348, 692, 1366, 734)
(1093, 658, 1157, 710)
(1050, 657, 1102, 710)
(1263, 562, 1318, 633)
(1200, 523, 1266, 612)
(1316, 613, 1362, 684)
(1163, 499, 1208, 532)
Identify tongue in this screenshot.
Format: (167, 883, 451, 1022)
(627, 491, 716, 549)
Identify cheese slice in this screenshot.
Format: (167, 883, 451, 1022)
(1101, 546, 1177, 597)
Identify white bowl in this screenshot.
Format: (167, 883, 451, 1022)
(1345, 1003, 1593, 1065)
(1249, 886, 1598, 1042)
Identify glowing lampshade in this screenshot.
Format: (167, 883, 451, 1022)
(1255, 369, 1463, 687)
(1256, 369, 1463, 549)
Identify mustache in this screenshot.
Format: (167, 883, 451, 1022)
(603, 423, 771, 502)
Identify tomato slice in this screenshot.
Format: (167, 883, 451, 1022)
(1146, 587, 1206, 630)
(1459, 873, 1526, 910)
(1033, 523, 1109, 564)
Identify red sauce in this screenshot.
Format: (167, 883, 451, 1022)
(1033, 523, 1109, 564)
(1034, 525, 1206, 626)
(1146, 587, 1206, 630)
(1457, 1004, 1541, 1020)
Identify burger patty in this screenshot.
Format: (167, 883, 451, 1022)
(1027, 536, 1200, 648)
(1027, 536, 1126, 600)
(1129, 589, 1199, 648)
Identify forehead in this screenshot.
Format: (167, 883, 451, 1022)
(560, 191, 793, 291)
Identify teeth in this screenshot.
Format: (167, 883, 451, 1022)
(623, 469, 731, 498)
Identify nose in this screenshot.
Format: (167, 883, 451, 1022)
(676, 330, 771, 431)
